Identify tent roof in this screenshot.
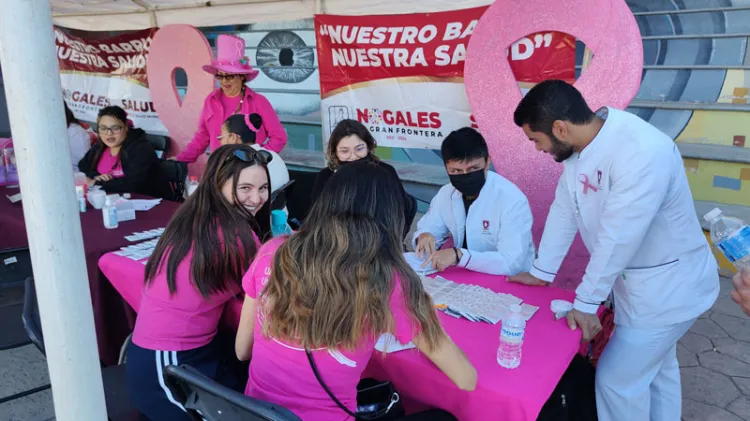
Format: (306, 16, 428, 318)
(50, 0, 492, 31)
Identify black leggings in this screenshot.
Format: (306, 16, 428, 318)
(394, 409, 457, 420)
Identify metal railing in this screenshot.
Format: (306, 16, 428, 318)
(642, 32, 750, 41)
(577, 64, 750, 70)
(629, 101, 750, 112)
(632, 5, 750, 16)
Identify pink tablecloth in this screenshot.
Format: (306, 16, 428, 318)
(364, 268, 584, 421)
(100, 255, 585, 421)
(98, 252, 243, 332)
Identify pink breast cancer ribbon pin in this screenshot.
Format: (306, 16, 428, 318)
(579, 174, 598, 194)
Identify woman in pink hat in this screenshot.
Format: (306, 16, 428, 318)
(175, 34, 287, 164)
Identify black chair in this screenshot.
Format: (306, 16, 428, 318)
(0, 248, 33, 350)
(0, 247, 33, 289)
(146, 134, 171, 159)
(163, 364, 302, 421)
(284, 170, 319, 229)
(159, 159, 189, 202)
(270, 180, 295, 211)
(21, 277, 139, 421)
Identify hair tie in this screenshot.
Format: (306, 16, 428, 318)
(244, 114, 259, 133)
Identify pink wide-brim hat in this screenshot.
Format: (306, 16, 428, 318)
(202, 34, 259, 81)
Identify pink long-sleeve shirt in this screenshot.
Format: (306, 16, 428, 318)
(177, 88, 287, 163)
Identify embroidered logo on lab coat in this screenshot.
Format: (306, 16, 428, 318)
(482, 220, 492, 236)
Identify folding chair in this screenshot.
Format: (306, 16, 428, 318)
(163, 364, 302, 421)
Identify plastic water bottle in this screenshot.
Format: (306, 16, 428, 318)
(498, 304, 525, 369)
(704, 208, 750, 270)
(102, 196, 119, 229)
(271, 209, 293, 237)
(186, 176, 199, 196)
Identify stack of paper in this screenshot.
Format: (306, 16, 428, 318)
(114, 238, 160, 263)
(125, 228, 165, 242)
(420, 275, 539, 324)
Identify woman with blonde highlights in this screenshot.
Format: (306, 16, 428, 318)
(235, 161, 476, 421)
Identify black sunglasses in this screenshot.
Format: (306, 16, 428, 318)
(225, 147, 273, 165)
(215, 73, 238, 81)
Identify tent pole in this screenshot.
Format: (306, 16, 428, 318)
(0, 1, 107, 420)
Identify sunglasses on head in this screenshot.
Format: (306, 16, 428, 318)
(225, 147, 273, 165)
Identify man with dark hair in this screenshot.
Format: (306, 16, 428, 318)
(413, 127, 535, 276)
(510, 80, 719, 421)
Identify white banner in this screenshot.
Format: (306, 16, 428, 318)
(61, 73, 167, 134)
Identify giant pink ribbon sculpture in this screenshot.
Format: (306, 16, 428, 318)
(465, 0, 643, 289)
(147, 25, 215, 176)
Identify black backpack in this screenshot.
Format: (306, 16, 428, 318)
(537, 355, 598, 421)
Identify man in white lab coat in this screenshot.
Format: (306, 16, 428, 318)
(509, 80, 719, 421)
(414, 127, 535, 276)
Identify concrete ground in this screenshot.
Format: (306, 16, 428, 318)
(1, 220, 748, 420)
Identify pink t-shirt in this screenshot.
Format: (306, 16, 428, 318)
(133, 233, 259, 351)
(96, 148, 124, 178)
(220, 92, 242, 121)
(242, 238, 417, 421)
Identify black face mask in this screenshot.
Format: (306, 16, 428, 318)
(449, 169, 486, 197)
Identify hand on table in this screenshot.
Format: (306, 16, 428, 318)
(731, 268, 750, 316)
(95, 174, 113, 183)
(508, 272, 549, 286)
(415, 233, 437, 260)
(566, 308, 601, 341)
(421, 248, 461, 272)
(167, 156, 178, 161)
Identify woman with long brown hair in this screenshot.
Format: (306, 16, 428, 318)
(235, 161, 476, 421)
(127, 144, 272, 421)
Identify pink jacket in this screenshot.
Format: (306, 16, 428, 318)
(177, 88, 287, 163)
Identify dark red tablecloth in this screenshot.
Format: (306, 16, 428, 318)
(0, 185, 180, 365)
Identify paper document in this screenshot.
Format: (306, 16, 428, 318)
(128, 198, 162, 211)
(375, 333, 415, 353)
(403, 252, 438, 276)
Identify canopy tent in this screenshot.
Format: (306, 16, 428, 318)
(51, 0, 493, 30)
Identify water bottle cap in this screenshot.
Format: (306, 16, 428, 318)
(703, 207, 722, 222)
(510, 304, 522, 313)
(271, 209, 288, 225)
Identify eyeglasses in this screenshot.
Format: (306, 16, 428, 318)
(98, 125, 124, 135)
(215, 73, 238, 81)
(225, 147, 273, 165)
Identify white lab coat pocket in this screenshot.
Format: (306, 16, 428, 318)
(613, 259, 680, 326)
